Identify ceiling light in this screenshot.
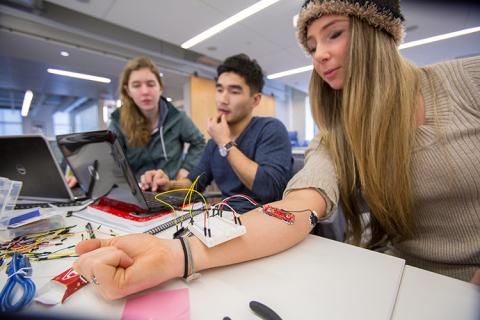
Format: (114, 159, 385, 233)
(267, 65, 313, 80)
(293, 14, 298, 28)
(116, 99, 122, 108)
(47, 68, 111, 83)
(166, 97, 173, 102)
(21, 90, 33, 117)
(60, 51, 70, 57)
(268, 26, 480, 79)
(399, 26, 480, 49)
(181, 0, 280, 49)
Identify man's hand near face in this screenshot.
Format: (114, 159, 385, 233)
(207, 113, 231, 146)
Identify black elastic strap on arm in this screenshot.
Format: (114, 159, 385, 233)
(179, 237, 188, 279)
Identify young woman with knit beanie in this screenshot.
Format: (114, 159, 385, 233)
(72, 0, 480, 300)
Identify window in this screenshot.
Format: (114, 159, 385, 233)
(0, 108, 23, 135)
(74, 103, 99, 132)
(53, 111, 71, 135)
(304, 96, 317, 144)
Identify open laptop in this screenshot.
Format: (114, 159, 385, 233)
(0, 135, 84, 203)
(56, 130, 189, 214)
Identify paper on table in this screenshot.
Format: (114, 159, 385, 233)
(122, 288, 190, 320)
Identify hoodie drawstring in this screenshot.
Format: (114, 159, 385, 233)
(159, 125, 168, 160)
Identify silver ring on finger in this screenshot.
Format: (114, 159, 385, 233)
(91, 275, 100, 285)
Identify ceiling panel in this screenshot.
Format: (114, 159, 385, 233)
(186, 0, 304, 79)
(401, 32, 480, 66)
(40, 0, 480, 94)
(401, 1, 480, 42)
(192, 24, 283, 73)
(46, 0, 116, 19)
(234, 0, 302, 50)
(0, 29, 124, 78)
(104, 0, 228, 45)
(199, 0, 260, 13)
(1, 0, 479, 116)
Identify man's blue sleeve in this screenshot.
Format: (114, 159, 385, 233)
(251, 119, 293, 203)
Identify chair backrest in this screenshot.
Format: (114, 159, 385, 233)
(310, 206, 346, 242)
(292, 153, 305, 175)
(288, 131, 299, 147)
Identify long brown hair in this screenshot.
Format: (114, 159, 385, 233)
(309, 17, 421, 247)
(118, 56, 164, 147)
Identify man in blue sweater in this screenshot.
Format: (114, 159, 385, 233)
(140, 54, 293, 213)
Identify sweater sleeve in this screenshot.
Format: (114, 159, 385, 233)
(250, 119, 293, 203)
(461, 56, 480, 111)
(178, 112, 206, 171)
(283, 134, 339, 217)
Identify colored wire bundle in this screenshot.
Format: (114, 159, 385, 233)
(205, 194, 260, 231)
(0, 253, 36, 312)
(0, 226, 78, 262)
(152, 177, 263, 232)
(210, 194, 259, 217)
(153, 175, 209, 229)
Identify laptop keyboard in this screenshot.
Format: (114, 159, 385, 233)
(143, 192, 189, 210)
(14, 193, 191, 211)
(14, 200, 87, 210)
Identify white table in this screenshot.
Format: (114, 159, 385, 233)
(392, 265, 480, 320)
(2, 214, 479, 319)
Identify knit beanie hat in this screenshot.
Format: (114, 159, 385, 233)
(297, 0, 405, 52)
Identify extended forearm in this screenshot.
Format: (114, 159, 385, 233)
(191, 188, 327, 272)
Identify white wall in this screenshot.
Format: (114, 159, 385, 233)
(290, 88, 307, 145)
(274, 86, 308, 145)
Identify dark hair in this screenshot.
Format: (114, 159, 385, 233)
(216, 53, 264, 94)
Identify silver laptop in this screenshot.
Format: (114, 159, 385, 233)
(0, 134, 80, 202)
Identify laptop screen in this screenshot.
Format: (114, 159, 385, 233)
(0, 135, 75, 201)
(56, 130, 150, 211)
(48, 138, 68, 173)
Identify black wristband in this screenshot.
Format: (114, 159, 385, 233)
(179, 237, 188, 279)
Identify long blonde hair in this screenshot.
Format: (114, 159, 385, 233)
(310, 17, 421, 247)
(118, 56, 164, 147)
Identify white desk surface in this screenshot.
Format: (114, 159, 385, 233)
(3, 213, 479, 319)
(392, 266, 480, 320)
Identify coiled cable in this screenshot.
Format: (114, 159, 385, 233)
(0, 253, 36, 312)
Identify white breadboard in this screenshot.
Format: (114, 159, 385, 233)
(187, 216, 246, 248)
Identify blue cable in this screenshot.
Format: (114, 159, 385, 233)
(0, 253, 36, 312)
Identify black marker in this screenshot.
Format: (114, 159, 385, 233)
(249, 300, 282, 320)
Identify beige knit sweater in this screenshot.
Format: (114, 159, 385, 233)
(285, 56, 480, 281)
